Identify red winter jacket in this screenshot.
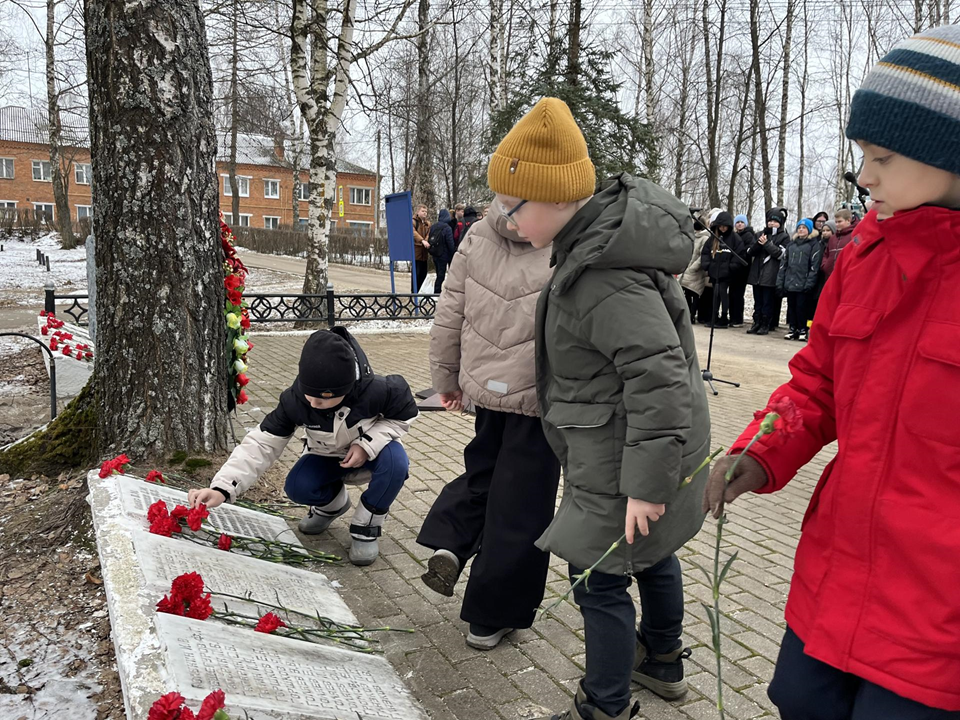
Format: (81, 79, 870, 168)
(730, 205, 960, 711)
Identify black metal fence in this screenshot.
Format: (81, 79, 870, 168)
(44, 286, 437, 327)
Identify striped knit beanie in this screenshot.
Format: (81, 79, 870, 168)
(488, 98, 596, 203)
(847, 24, 960, 176)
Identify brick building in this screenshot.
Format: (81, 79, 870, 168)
(0, 106, 378, 231)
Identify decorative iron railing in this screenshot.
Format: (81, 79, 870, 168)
(44, 286, 436, 327)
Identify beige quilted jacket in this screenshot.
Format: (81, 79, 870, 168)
(429, 203, 552, 417)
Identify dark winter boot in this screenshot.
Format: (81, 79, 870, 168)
(632, 636, 692, 700)
(534, 683, 640, 720)
(746, 322, 761, 335)
(784, 329, 799, 341)
(756, 325, 770, 336)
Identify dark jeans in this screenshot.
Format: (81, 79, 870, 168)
(729, 279, 748, 325)
(769, 627, 960, 720)
(414, 260, 428, 292)
(697, 285, 714, 324)
(572, 555, 684, 717)
(433, 258, 448, 294)
(683, 288, 699, 323)
(752, 285, 777, 328)
(786, 291, 810, 332)
(417, 408, 561, 629)
(773, 290, 784, 328)
(284, 441, 409, 514)
(712, 280, 730, 324)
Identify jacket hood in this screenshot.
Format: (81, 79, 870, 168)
(551, 173, 695, 295)
(464, 206, 479, 222)
(438, 208, 452, 224)
(485, 198, 526, 245)
(712, 211, 735, 231)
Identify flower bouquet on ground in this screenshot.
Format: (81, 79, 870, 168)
(146, 498, 341, 566)
(148, 689, 228, 720)
(156, 572, 411, 652)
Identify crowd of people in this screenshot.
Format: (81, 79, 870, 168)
(411, 202, 489, 294)
(680, 205, 861, 341)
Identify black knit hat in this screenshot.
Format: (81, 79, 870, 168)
(298, 330, 359, 398)
(766, 207, 787, 226)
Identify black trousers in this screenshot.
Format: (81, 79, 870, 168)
(752, 285, 777, 327)
(417, 408, 561, 629)
(786, 291, 809, 332)
(696, 285, 714, 324)
(713, 280, 730, 323)
(729, 279, 748, 325)
(773, 290, 785, 328)
(683, 288, 699, 323)
(769, 627, 960, 720)
(433, 258, 448, 294)
(572, 555, 684, 717)
(414, 260, 428, 292)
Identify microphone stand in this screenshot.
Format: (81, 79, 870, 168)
(699, 225, 747, 396)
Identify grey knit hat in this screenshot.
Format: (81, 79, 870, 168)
(847, 24, 960, 176)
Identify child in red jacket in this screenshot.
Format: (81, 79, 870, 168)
(705, 25, 960, 719)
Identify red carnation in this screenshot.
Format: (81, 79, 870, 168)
(146, 470, 165, 484)
(240, 313, 250, 330)
(41, 326, 48, 336)
(754, 395, 803, 437)
(196, 689, 226, 720)
(236, 389, 248, 405)
(85, 352, 93, 360)
(227, 289, 243, 307)
(49, 341, 58, 351)
(224, 274, 242, 291)
(179, 708, 196, 720)
(62, 346, 72, 356)
(235, 373, 249, 387)
(184, 592, 213, 621)
(170, 504, 189, 520)
(217, 534, 233, 551)
(39, 310, 47, 317)
(156, 594, 184, 616)
(147, 691, 186, 720)
(186, 504, 209, 532)
(254, 612, 286, 634)
(149, 515, 181, 537)
(171, 572, 204, 602)
(147, 499, 168, 523)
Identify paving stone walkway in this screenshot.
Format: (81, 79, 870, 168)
(237, 324, 835, 720)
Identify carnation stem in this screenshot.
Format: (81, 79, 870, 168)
(538, 533, 627, 621)
(680, 446, 725, 488)
(723, 433, 763, 482)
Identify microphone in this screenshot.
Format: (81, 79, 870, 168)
(843, 171, 869, 197)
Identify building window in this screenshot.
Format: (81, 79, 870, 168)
(298, 182, 311, 201)
(264, 216, 280, 229)
(0, 200, 16, 209)
(32, 160, 52, 182)
(264, 179, 280, 199)
(347, 220, 373, 230)
(349, 187, 372, 206)
(77, 205, 92, 220)
(237, 214, 251, 227)
(297, 218, 309, 229)
(222, 175, 250, 197)
(33, 203, 54, 221)
(75, 163, 92, 185)
(0, 158, 13, 179)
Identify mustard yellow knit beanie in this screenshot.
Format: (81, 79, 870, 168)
(487, 97, 596, 203)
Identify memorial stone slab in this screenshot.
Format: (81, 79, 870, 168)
(88, 472, 424, 720)
(131, 531, 357, 626)
(157, 613, 424, 720)
(115, 475, 302, 544)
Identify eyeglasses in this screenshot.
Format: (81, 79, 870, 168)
(497, 199, 528, 225)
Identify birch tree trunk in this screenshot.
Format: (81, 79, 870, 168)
(796, 0, 809, 220)
(776, 0, 796, 206)
(567, 0, 582, 85)
(228, 0, 241, 224)
(750, 0, 773, 211)
(488, 0, 503, 118)
(702, 0, 726, 209)
(727, 70, 752, 212)
(46, 0, 75, 249)
(85, 0, 228, 458)
(673, 25, 695, 199)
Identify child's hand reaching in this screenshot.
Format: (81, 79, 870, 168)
(340, 444, 369, 469)
(187, 487, 225, 510)
(440, 391, 464, 413)
(702, 454, 768, 519)
(625, 498, 666, 544)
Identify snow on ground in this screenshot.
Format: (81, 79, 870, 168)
(0, 233, 88, 301)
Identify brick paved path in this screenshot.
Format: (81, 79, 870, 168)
(238, 325, 835, 720)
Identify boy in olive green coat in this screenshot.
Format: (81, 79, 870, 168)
(488, 98, 712, 720)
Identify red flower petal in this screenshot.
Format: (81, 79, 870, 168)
(147, 500, 169, 524)
(146, 470, 164, 484)
(186, 505, 209, 532)
(196, 689, 226, 720)
(171, 572, 205, 603)
(237, 389, 248, 405)
(236, 373, 249, 387)
(156, 594, 185, 616)
(185, 593, 213, 621)
(148, 691, 185, 720)
(170, 504, 189, 520)
(254, 612, 286, 634)
(217, 534, 233, 551)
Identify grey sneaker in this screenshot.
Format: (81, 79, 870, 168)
(466, 623, 514, 651)
(348, 537, 379, 566)
(632, 636, 692, 700)
(298, 497, 352, 535)
(421, 550, 461, 597)
(533, 683, 640, 720)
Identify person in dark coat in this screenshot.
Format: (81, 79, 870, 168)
(699, 211, 747, 328)
(458, 206, 480, 250)
(746, 208, 789, 335)
(730, 215, 754, 327)
(821, 208, 859, 281)
(428, 209, 456, 294)
(777, 218, 823, 341)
